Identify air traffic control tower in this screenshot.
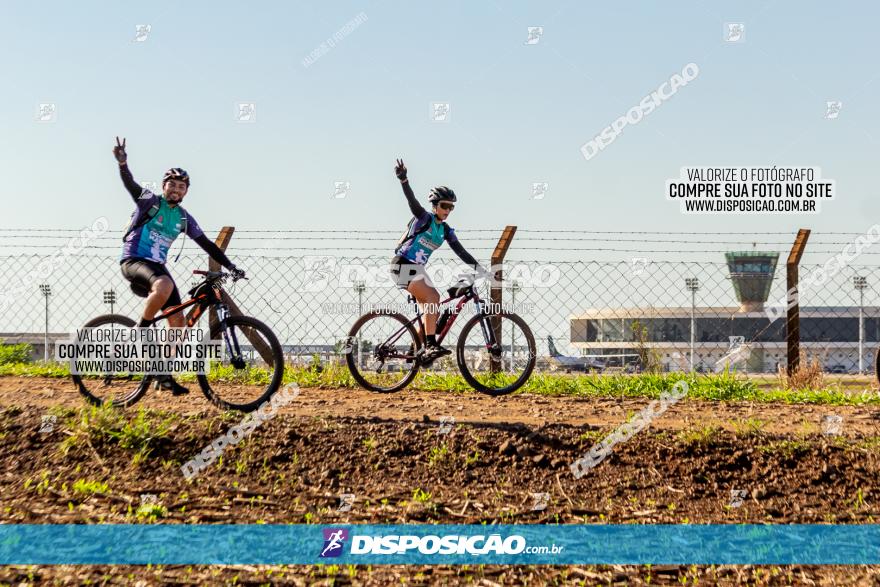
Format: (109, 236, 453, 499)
(725, 251, 780, 312)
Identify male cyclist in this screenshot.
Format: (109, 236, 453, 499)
(390, 158, 487, 362)
(113, 137, 245, 395)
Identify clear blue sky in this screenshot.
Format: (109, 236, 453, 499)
(1, 0, 878, 256)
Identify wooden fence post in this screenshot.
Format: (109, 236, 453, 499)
(489, 226, 517, 373)
(186, 226, 275, 365)
(786, 229, 810, 376)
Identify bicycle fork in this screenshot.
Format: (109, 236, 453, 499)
(475, 300, 501, 355)
(217, 304, 246, 369)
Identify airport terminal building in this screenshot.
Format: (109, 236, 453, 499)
(569, 252, 878, 373)
(570, 306, 878, 373)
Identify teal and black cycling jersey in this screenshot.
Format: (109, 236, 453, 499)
(394, 181, 479, 268)
(396, 211, 458, 265)
(121, 191, 204, 264)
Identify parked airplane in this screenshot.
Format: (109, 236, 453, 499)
(546, 336, 606, 372)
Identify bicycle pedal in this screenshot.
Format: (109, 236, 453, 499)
(168, 384, 190, 396)
(418, 351, 449, 367)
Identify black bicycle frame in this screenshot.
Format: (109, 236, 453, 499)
(146, 279, 222, 328)
(377, 285, 499, 357)
(145, 273, 244, 363)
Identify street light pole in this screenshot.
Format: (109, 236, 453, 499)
(103, 289, 116, 316)
(39, 284, 51, 362)
(685, 278, 700, 372)
(854, 276, 867, 374)
(507, 280, 521, 371)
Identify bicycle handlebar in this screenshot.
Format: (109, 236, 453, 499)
(192, 269, 248, 282)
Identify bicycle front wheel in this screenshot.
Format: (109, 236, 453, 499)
(345, 311, 420, 392)
(71, 314, 151, 408)
(198, 315, 284, 412)
(456, 311, 536, 395)
(874, 346, 880, 382)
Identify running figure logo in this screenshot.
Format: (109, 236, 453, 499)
(431, 102, 450, 122)
(524, 26, 543, 45)
(133, 24, 151, 42)
(236, 103, 256, 122)
(36, 103, 57, 123)
(824, 101, 843, 119)
(724, 23, 745, 43)
(320, 528, 349, 558)
(299, 256, 338, 292)
(531, 182, 548, 200)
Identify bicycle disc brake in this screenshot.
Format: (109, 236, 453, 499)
(370, 345, 389, 373)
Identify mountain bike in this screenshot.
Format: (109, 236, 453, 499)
(71, 270, 284, 412)
(344, 277, 536, 395)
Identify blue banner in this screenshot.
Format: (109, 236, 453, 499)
(1, 524, 878, 565)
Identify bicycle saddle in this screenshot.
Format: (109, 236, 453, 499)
(447, 279, 472, 299)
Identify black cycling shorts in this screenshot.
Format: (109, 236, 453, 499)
(389, 255, 434, 290)
(120, 258, 182, 309)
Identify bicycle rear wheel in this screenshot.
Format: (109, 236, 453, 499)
(71, 314, 151, 408)
(345, 311, 420, 392)
(456, 311, 536, 395)
(198, 315, 284, 412)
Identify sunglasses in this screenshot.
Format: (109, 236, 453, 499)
(437, 202, 455, 211)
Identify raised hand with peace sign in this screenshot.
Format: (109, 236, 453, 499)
(113, 136, 128, 165)
(395, 158, 407, 181)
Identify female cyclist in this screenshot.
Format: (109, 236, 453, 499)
(390, 158, 486, 362)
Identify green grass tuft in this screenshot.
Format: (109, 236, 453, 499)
(62, 404, 177, 461)
(72, 478, 109, 496)
(4, 360, 880, 406)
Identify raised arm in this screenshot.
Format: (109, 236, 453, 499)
(113, 137, 142, 201)
(395, 158, 426, 218)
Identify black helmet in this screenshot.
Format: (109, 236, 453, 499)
(428, 186, 456, 203)
(163, 167, 190, 187)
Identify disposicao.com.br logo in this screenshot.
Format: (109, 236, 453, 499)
(318, 527, 564, 558)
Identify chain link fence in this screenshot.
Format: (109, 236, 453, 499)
(2, 226, 879, 374)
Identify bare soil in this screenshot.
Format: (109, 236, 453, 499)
(2, 376, 880, 585)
